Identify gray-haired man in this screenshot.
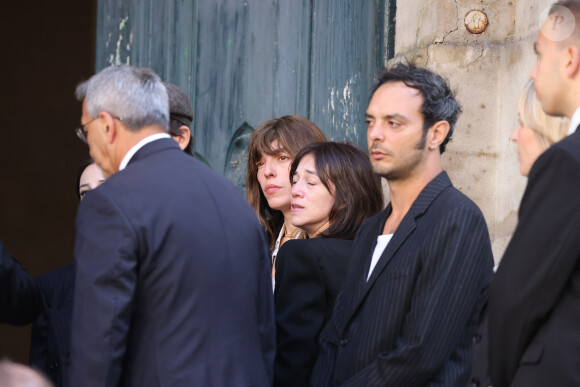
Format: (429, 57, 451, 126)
(70, 65, 274, 386)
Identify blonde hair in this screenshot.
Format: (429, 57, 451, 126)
(518, 80, 569, 148)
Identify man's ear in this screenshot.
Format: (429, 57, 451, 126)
(428, 120, 450, 151)
(565, 44, 580, 79)
(173, 125, 191, 151)
(99, 111, 118, 144)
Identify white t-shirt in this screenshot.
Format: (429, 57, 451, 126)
(367, 233, 393, 281)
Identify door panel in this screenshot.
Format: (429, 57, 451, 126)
(96, 0, 389, 190)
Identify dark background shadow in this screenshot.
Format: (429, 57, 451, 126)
(0, 1, 96, 363)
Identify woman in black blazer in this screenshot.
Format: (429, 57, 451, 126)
(274, 142, 384, 387)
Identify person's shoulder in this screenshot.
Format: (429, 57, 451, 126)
(432, 183, 487, 225)
(282, 238, 352, 252)
(366, 208, 388, 223)
(278, 239, 312, 256)
(278, 239, 353, 273)
(36, 264, 74, 296)
(555, 129, 580, 151)
(523, 133, 580, 192)
(358, 209, 388, 232)
(535, 132, 580, 169)
(304, 238, 354, 252)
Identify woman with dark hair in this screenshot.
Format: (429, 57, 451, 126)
(246, 116, 327, 286)
(274, 142, 384, 386)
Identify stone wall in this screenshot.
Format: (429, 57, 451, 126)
(393, 0, 553, 263)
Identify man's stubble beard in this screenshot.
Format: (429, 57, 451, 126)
(371, 129, 428, 181)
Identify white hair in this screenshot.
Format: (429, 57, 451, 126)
(75, 65, 169, 132)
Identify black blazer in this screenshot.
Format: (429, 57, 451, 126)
(30, 264, 74, 387)
(488, 129, 580, 387)
(470, 300, 490, 387)
(0, 239, 41, 325)
(274, 238, 353, 387)
(311, 172, 494, 386)
(70, 139, 275, 386)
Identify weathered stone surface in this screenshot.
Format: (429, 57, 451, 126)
(394, 0, 554, 263)
(396, 0, 552, 52)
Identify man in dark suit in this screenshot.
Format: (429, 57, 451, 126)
(29, 83, 208, 387)
(310, 63, 494, 386)
(488, 2, 580, 386)
(69, 66, 275, 386)
(0, 239, 41, 325)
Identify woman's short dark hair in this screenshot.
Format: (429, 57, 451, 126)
(246, 116, 327, 248)
(372, 62, 462, 153)
(290, 142, 384, 240)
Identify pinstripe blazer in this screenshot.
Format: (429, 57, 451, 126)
(310, 171, 494, 387)
(30, 264, 75, 387)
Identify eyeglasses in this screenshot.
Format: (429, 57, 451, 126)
(75, 115, 123, 143)
(75, 118, 98, 143)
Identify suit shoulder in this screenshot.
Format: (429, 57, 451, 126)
(357, 209, 388, 233)
(278, 239, 315, 258)
(531, 134, 580, 177)
(552, 130, 580, 154)
(36, 264, 75, 305)
(304, 238, 353, 254)
(37, 264, 74, 288)
(278, 238, 353, 263)
(438, 185, 485, 216)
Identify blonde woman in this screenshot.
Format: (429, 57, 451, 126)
(510, 79, 569, 176)
(472, 80, 569, 387)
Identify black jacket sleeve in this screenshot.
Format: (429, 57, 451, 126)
(0, 239, 41, 325)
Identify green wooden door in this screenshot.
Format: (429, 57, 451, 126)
(95, 0, 393, 190)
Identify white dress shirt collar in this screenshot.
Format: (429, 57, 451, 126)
(119, 133, 171, 172)
(568, 106, 580, 136)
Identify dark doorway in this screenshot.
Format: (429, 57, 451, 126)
(0, 1, 97, 363)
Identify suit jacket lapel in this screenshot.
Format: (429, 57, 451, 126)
(364, 213, 416, 287)
(346, 210, 389, 310)
(339, 171, 452, 330)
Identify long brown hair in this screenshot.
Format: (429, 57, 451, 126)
(246, 116, 327, 249)
(290, 142, 384, 240)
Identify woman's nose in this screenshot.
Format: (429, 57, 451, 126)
(263, 161, 276, 177)
(291, 182, 303, 197)
(510, 126, 519, 143)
